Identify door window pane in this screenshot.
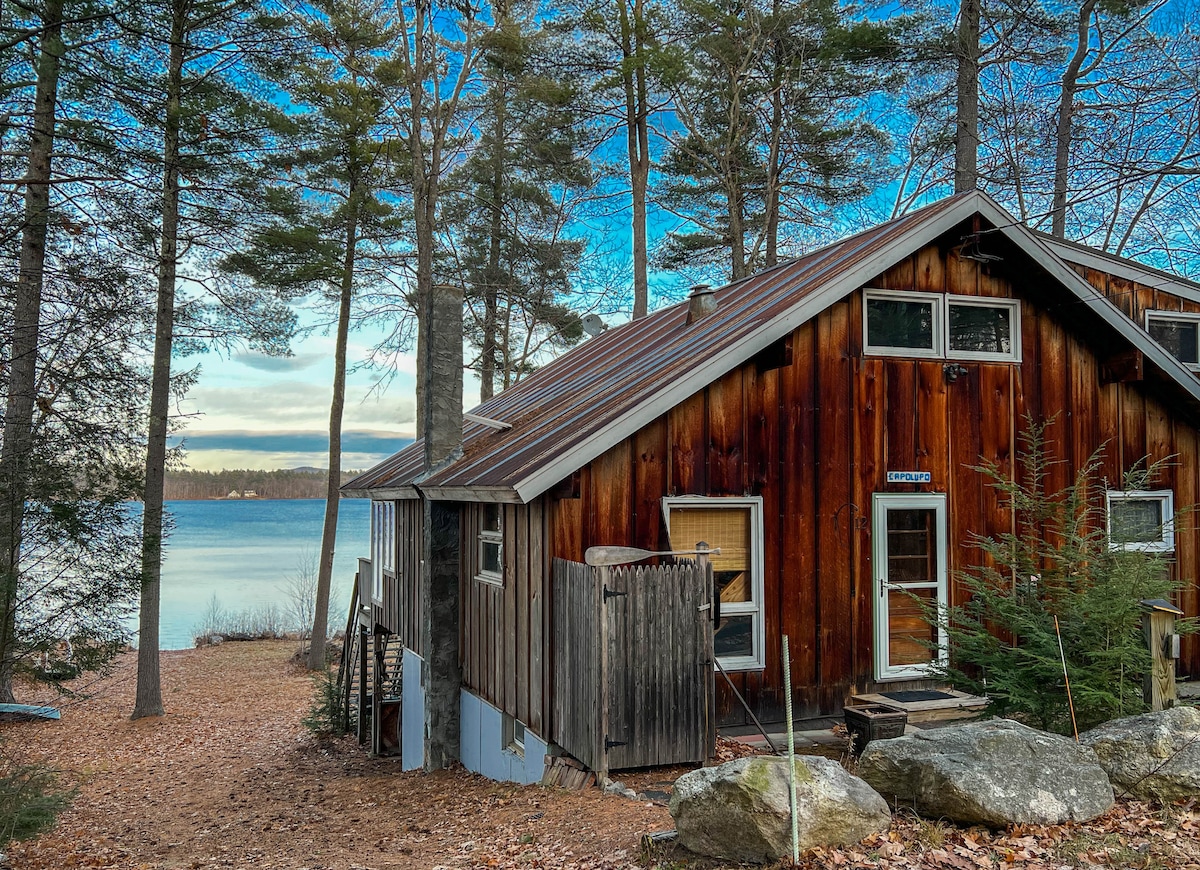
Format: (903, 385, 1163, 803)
(949, 303, 1013, 355)
(886, 508, 936, 584)
(866, 297, 935, 351)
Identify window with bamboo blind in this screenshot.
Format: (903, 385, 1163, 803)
(663, 496, 765, 671)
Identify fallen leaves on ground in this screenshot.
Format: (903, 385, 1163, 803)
(5, 642, 1200, 870)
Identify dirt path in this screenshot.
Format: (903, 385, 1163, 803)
(5, 642, 669, 870)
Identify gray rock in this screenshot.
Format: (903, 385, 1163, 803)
(1081, 706, 1200, 801)
(857, 718, 1113, 827)
(669, 755, 890, 863)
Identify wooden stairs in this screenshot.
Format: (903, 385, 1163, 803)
(339, 583, 404, 755)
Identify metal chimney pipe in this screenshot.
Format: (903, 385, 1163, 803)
(686, 283, 717, 324)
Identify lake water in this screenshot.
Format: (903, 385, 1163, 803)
(153, 498, 370, 650)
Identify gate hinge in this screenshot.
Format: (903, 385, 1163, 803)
(605, 735, 627, 752)
(603, 585, 627, 602)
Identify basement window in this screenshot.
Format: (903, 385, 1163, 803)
(477, 503, 503, 586)
(1146, 311, 1200, 370)
(864, 290, 1021, 362)
(502, 714, 525, 757)
(1107, 490, 1175, 553)
(663, 496, 765, 671)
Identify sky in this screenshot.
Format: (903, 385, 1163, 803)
(172, 319, 421, 473)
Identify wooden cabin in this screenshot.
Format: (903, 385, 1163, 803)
(342, 190, 1200, 781)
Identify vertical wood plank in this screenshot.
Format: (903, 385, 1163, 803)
(516, 504, 530, 726)
(816, 301, 854, 695)
(707, 369, 746, 496)
(633, 419, 668, 552)
(781, 324, 818, 693)
(746, 362, 782, 721)
(669, 392, 707, 495)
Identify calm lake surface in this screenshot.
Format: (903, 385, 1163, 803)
(153, 498, 369, 650)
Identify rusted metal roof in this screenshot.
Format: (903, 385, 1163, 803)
(342, 190, 1200, 503)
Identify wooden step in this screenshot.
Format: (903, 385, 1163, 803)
(850, 689, 988, 724)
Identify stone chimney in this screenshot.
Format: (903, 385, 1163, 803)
(423, 282, 464, 471)
(686, 283, 717, 324)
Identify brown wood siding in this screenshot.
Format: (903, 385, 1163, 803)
(459, 499, 552, 737)
(1074, 264, 1200, 329)
(544, 236, 1200, 723)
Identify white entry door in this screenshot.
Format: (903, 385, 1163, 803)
(872, 493, 948, 681)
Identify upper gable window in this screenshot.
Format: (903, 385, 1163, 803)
(864, 291, 940, 357)
(864, 290, 1021, 362)
(1146, 311, 1200, 370)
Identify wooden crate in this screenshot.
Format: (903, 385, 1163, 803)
(843, 703, 907, 754)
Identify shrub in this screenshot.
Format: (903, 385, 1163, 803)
(0, 752, 72, 845)
(301, 666, 348, 737)
(928, 417, 1192, 734)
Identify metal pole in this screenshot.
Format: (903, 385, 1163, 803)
(1054, 616, 1079, 742)
(783, 635, 798, 865)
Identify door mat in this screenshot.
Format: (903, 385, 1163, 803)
(878, 689, 957, 703)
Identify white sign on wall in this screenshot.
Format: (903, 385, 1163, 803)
(886, 471, 932, 484)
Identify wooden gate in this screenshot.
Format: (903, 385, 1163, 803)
(552, 558, 714, 773)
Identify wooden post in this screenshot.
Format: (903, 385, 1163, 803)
(1141, 599, 1183, 711)
(597, 565, 610, 782)
(696, 543, 716, 761)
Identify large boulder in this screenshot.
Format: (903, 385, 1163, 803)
(1081, 706, 1200, 801)
(669, 755, 890, 863)
(857, 718, 1113, 827)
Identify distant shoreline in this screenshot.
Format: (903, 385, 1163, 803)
(163, 468, 362, 501)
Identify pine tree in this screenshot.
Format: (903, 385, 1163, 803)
(111, 0, 296, 717)
(930, 418, 1189, 733)
(443, 5, 591, 401)
(656, 0, 899, 281)
(224, 0, 405, 672)
(1, 0, 153, 699)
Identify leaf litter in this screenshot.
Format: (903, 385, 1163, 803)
(3, 641, 1200, 870)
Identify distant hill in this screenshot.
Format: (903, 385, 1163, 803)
(164, 468, 365, 500)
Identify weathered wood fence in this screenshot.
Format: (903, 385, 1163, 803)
(551, 557, 714, 774)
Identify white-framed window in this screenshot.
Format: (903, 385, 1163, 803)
(370, 500, 395, 602)
(1107, 490, 1175, 553)
(662, 495, 765, 671)
(864, 290, 942, 358)
(863, 290, 1021, 362)
(1146, 311, 1200, 371)
(477, 503, 503, 586)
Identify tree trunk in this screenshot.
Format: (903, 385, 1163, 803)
(480, 79, 507, 402)
(134, 0, 186, 719)
(620, 0, 649, 320)
(764, 0, 783, 268)
(1051, 0, 1098, 238)
(0, 0, 64, 703)
(954, 0, 981, 193)
(307, 185, 359, 671)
